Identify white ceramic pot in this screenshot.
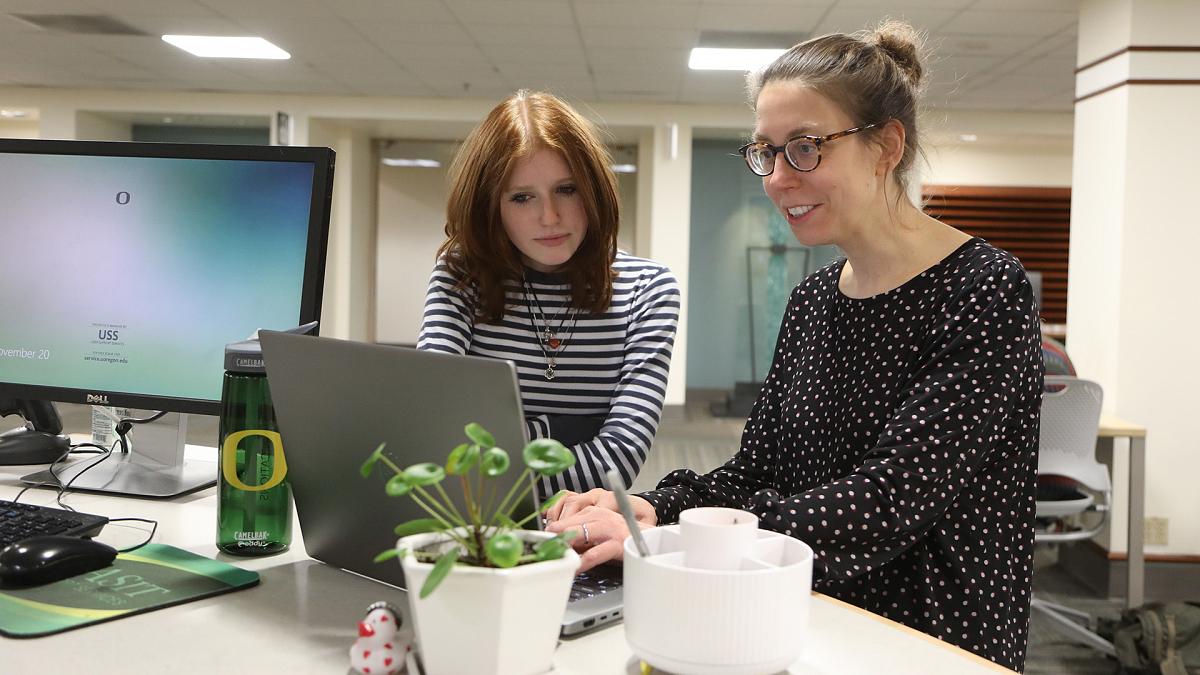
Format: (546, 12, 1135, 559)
(399, 528, 579, 675)
(623, 517, 814, 675)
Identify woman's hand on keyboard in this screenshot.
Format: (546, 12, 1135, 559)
(545, 490, 657, 573)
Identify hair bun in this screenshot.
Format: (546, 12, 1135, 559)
(871, 20, 925, 89)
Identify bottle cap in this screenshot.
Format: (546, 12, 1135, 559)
(224, 321, 318, 374)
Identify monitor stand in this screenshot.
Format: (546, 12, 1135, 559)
(20, 412, 217, 499)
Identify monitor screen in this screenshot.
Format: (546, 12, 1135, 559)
(0, 139, 333, 416)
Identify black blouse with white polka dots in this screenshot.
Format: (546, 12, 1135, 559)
(640, 238, 1044, 672)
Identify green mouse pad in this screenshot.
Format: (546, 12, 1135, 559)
(0, 543, 260, 638)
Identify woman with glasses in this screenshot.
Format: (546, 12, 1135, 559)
(548, 21, 1043, 672)
(417, 90, 681, 496)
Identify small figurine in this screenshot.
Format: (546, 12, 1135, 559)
(349, 601, 412, 675)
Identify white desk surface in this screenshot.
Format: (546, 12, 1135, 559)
(1, 457, 1011, 675)
(1098, 414, 1146, 439)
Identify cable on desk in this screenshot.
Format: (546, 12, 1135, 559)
(11, 440, 117, 508)
(107, 517, 158, 552)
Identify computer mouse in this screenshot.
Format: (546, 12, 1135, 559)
(0, 534, 118, 587)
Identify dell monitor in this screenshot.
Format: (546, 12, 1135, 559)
(0, 139, 333, 497)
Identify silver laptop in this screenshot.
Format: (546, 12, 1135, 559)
(259, 331, 623, 636)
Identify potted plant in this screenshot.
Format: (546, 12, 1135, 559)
(361, 422, 579, 675)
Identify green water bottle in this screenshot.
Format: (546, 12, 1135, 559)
(215, 323, 314, 555)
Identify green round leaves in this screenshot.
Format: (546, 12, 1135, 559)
(403, 463, 446, 486)
(481, 447, 510, 477)
(485, 531, 522, 568)
(533, 535, 571, 562)
(522, 439, 575, 476)
(360, 442, 387, 477)
(385, 474, 412, 497)
(446, 443, 480, 475)
(464, 423, 495, 449)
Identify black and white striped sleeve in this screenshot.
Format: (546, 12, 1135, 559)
(416, 262, 474, 355)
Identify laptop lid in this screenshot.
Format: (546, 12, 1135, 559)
(259, 332, 535, 589)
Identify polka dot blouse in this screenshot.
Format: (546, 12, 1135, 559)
(640, 238, 1044, 672)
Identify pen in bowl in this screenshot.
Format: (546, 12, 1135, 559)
(604, 469, 651, 557)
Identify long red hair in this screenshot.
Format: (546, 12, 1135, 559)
(437, 90, 619, 323)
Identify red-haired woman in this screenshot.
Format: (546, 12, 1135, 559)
(417, 89, 680, 496)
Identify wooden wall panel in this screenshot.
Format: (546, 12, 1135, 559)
(923, 185, 1071, 325)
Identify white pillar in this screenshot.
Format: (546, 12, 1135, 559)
(304, 120, 377, 342)
(1069, 0, 1200, 556)
(638, 123, 692, 407)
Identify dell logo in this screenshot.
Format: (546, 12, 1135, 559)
(98, 329, 120, 341)
(86, 394, 110, 404)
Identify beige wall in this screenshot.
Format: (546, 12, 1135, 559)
(376, 164, 451, 344)
(0, 119, 38, 138)
(924, 143, 1072, 187)
(922, 109, 1074, 187)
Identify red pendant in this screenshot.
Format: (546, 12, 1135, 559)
(547, 338, 561, 349)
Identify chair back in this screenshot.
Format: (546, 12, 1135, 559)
(1039, 376, 1109, 492)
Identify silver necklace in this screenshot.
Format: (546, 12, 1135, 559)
(522, 278, 578, 380)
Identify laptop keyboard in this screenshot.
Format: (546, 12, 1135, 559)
(568, 563, 623, 601)
(0, 499, 109, 548)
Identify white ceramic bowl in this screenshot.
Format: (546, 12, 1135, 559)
(623, 523, 813, 675)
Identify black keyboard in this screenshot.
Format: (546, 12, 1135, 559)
(569, 563, 623, 602)
(0, 499, 108, 548)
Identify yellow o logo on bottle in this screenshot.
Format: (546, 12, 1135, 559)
(221, 429, 288, 492)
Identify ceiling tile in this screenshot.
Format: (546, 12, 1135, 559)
(970, 0, 1080, 11)
(573, 2, 699, 29)
(375, 41, 489, 64)
(496, 63, 590, 79)
(593, 68, 682, 94)
(328, 0, 456, 22)
(231, 16, 366, 44)
(936, 34, 1042, 58)
(580, 25, 698, 49)
(938, 10, 1077, 37)
(428, 81, 515, 99)
(695, 3, 829, 34)
(480, 44, 588, 66)
(464, 23, 583, 47)
(197, 0, 337, 19)
(445, 0, 575, 26)
(1024, 90, 1074, 111)
(0, 0, 101, 12)
(587, 47, 688, 70)
(336, 77, 438, 97)
(117, 15, 247, 35)
(594, 89, 680, 104)
(679, 70, 752, 105)
(926, 55, 1003, 84)
(498, 65, 596, 99)
(0, 0, 1094, 111)
(975, 74, 1075, 97)
(352, 21, 476, 47)
(81, 0, 220, 18)
(836, 0, 973, 8)
(404, 60, 508, 84)
(813, 7, 959, 35)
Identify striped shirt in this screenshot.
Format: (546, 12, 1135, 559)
(416, 252, 680, 494)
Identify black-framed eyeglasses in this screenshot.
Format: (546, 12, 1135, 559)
(736, 122, 881, 176)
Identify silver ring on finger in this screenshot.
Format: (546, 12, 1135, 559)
(581, 522, 591, 546)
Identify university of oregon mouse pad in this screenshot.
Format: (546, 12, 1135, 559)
(0, 543, 260, 638)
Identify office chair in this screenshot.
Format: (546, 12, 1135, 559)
(1032, 375, 1116, 656)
